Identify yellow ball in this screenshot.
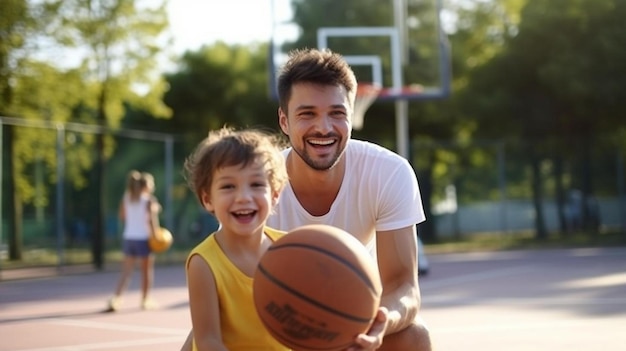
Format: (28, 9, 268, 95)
(149, 227, 174, 253)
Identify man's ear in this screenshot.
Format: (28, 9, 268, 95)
(271, 188, 282, 208)
(278, 107, 289, 135)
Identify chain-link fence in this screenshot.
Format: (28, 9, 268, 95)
(2, 117, 625, 273)
(414, 139, 626, 239)
(0, 117, 217, 273)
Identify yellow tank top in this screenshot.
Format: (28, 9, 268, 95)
(187, 227, 290, 351)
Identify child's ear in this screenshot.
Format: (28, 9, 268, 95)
(201, 192, 214, 213)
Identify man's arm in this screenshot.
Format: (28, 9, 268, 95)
(376, 225, 420, 334)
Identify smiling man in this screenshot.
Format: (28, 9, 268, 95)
(268, 48, 432, 351)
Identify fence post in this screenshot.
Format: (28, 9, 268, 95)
(56, 124, 66, 267)
(618, 150, 625, 235)
(0, 121, 3, 270)
(164, 136, 174, 231)
(498, 141, 508, 235)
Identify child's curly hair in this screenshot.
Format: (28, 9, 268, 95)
(184, 126, 289, 205)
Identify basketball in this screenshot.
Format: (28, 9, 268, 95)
(253, 224, 382, 351)
(148, 227, 173, 253)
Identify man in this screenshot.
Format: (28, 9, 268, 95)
(181, 48, 431, 351)
(269, 48, 431, 351)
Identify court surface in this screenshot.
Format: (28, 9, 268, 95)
(1, 246, 625, 350)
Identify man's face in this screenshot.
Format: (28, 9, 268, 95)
(279, 83, 352, 171)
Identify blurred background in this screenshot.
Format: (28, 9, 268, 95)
(1, 0, 625, 274)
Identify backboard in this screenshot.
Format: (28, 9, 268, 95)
(268, 0, 451, 101)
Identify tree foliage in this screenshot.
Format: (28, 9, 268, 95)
(4, 0, 172, 206)
(464, 0, 626, 174)
(44, 0, 172, 124)
(457, 0, 626, 237)
(1, 0, 174, 263)
(0, 0, 38, 114)
(164, 42, 278, 151)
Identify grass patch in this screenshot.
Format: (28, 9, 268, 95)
(0, 246, 191, 270)
(424, 229, 626, 254)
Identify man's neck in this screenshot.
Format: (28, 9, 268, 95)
(286, 151, 345, 216)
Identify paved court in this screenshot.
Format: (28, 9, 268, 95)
(1, 246, 625, 350)
(420, 247, 626, 350)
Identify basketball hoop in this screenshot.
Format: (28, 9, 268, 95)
(353, 83, 382, 130)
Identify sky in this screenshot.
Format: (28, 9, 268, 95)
(165, 0, 275, 53)
(34, 0, 278, 72)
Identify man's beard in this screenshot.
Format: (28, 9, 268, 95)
(292, 140, 345, 171)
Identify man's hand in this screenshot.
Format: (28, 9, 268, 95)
(346, 307, 389, 351)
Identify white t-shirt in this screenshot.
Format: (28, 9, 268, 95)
(267, 139, 425, 257)
(122, 193, 151, 240)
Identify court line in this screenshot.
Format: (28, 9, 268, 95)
(432, 317, 617, 334)
(11, 318, 189, 351)
(47, 318, 188, 335)
(15, 336, 184, 351)
(424, 296, 626, 306)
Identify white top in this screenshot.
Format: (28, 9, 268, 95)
(122, 193, 151, 240)
(267, 139, 425, 258)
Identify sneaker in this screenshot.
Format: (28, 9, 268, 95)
(141, 298, 158, 310)
(105, 296, 122, 312)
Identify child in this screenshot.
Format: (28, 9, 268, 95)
(183, 127, 289, 350)
(107, 171, 160, 311)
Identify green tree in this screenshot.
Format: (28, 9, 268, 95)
(164, 42, 277, 150)
(1, 0, 30, 260)
(45, 0, 171, 125)
(461, 0, 626, 238)
(0, 0, 32, 115)
(3, 0, 172, 267)
(1, 0, 64, 260)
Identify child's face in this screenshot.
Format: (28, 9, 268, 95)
(201, 160, 279, 236)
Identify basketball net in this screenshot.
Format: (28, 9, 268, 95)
(353, 83, 382, 130)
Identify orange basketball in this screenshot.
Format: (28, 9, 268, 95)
(148, 227, 173, 253)
(253, 224, 382, 351)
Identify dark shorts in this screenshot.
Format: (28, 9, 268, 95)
(123, 239, 151, 257)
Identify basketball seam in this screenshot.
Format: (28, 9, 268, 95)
(267, 243, 379, 294)
(257, 263, 373, 324)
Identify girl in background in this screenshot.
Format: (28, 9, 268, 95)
(106, 171, 160, 311)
